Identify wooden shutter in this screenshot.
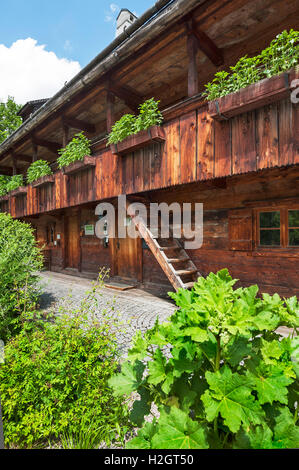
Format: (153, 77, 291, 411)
(228, 209, 253, 251)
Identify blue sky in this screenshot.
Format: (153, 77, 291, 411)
(0, 1, 155, 103)
(1, 1, 154, 66)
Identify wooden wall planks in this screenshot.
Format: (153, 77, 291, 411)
(8, 97, 299, 219)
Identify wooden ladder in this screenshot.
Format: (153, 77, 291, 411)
(126, 201, 201, 291)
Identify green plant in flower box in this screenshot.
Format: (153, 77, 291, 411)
(27, 159, 52, 184)
(57, 132, 91, 169)
(6, 174, 24, 192)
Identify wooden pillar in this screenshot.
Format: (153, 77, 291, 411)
(11, 153, 17, 175)
(62, 123, 69, 148)
(32, 141, 38, 162)
(187, 21, 199, 97)
(106, 91, 115, 133)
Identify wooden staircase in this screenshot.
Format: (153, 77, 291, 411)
(126, 201, 201, 291)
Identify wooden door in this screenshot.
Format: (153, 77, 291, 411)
(66, 214, 80, 269)
(114, 236, 142, 281)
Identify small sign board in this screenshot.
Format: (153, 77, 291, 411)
(84, 224, 95, 236)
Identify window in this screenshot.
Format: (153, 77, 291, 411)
(257, 207, 299, 248)
(288, 210, 299, 246)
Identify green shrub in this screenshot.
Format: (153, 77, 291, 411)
(0, 278, 131, 448)
(0, 175, 11, 197)
(0, 213, 42, 341)
(109, 269, 299, 449)
(204, 30, 299, 100)
(107, 98, 163, 145)
(57, 132, 91, 169)
(107, 114, 137, 145)
(6, 174, 24, 193)
(27, 159, 52, 184)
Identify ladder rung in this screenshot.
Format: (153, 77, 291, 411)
(183, 282, 195, 289)
(176, 269, 197, 276)
(159, 245, 180, 251)
(167, 257, 189, 263)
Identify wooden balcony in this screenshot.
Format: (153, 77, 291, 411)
(5, 91, 299, 220)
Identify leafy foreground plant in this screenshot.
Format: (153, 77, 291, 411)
(27, 159, 52, 184)
(57, 132, 91, 169)
(0, 274, 131, 448)
(0, 213, 42, 341)
(109, 269, 299, 449)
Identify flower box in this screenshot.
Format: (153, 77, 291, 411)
(111, 125, 166, 156)
(208, 68, 299, 121)
(31, 174, 55, 189)
(61, 155, 96, 175)
(9, 187, 28, 198)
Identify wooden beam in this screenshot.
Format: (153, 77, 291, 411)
(106, 91, 115, 133)
(13, 154, 33, 164)
(32, 137, 61, 154)
(62, 116, 96, 134)
(0, 166, 13, 176)
(187, 19, 223, 67)
(107, 82, 142, 113)
(186, 21, 199, 97)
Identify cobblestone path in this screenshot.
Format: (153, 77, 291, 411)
(38, 271, 176, 355)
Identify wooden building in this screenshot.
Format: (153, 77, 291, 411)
(0, 0, 298, 297)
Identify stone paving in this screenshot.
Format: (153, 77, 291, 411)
(38, 271, 176, 355)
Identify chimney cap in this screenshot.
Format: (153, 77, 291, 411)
(116, 8, 138, 21)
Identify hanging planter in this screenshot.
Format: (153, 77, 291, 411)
(31, 174, 55, 189)
(208, 68, 299, 121)
(111, 125, 166, 156)
(61, 155, 96, 175)
(9, 187, 28, 198)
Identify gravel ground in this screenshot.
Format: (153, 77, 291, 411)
(38, 271, 176, 356)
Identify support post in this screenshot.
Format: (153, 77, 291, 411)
(106, 91, 115, 133)
(187, 21, 199, 97)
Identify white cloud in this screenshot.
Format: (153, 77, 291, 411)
(0, 38, 81, 104)
(105, 3, 120, 22)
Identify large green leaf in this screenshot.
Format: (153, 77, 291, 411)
(108, 360, 145, 395)
(273, 407, 299, 448)
(126, 421, 157, 449)
(248, 364, 293, 405)
(151, 407, 209, 449)
(201, 366, 264, 433)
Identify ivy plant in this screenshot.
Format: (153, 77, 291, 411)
(203, 29, 299, 101)
(109, 269, 299, 449)
(6, 174, 24, 193)
(57, 132, 91, 169)
(27, 159, 53, 184)
(107, 98, 163, 145)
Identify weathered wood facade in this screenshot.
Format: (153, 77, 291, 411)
(0, 0, 298, 297)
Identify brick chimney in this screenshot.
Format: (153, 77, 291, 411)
(116, 9, 137, 37)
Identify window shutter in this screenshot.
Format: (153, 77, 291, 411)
(228, 209, 253, 251)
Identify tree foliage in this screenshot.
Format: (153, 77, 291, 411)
(109, 269, 299, 449)
(0, 97, 23, 144)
